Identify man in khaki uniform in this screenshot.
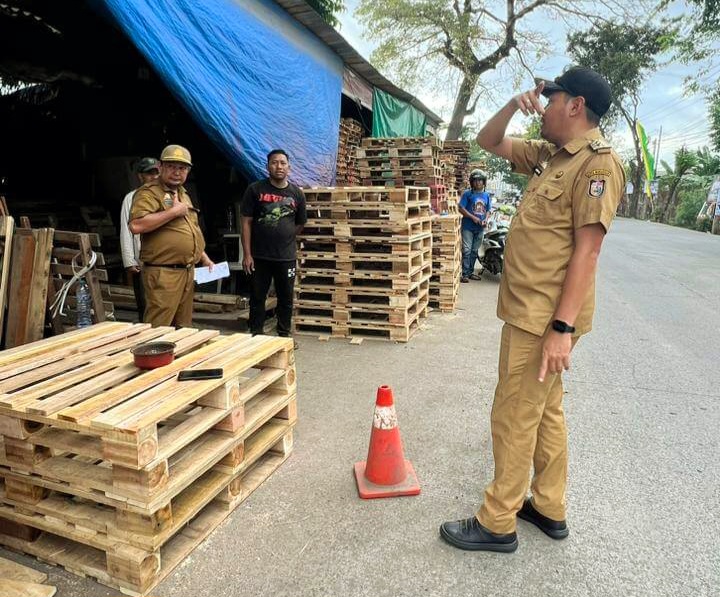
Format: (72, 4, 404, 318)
(129, 145, 214, 327)
(440, 67, 625, 552)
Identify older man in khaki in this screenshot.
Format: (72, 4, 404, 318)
(129, 144, 213, 327)
(440, 66, 625, 552)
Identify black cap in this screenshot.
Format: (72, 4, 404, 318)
(135, 157, 160, 173)
(536, 66, 612, 118)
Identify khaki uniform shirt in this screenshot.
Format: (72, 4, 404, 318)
(130, 181, 205, 266)
(498, 127, 625, 336)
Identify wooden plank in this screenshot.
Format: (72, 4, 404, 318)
(0, 579, 56, 597)
(51, 230, 100, 246)
(57, 330, 227, 424)
(79, 233, 107, 323)
(12, 328, 202, 415)
(93, 336, 289, 433)
(0, 216, 14, 346)
(0, 322, 124, 368)
(0, 555, 47, 583)
(49, 262, 109, 282)
(7, 228, 53, 347)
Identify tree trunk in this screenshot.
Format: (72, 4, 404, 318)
(627, 123, 644, 219)
(445, 73, 479, 141)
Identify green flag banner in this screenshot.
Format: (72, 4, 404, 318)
(636, 121, 655, 197)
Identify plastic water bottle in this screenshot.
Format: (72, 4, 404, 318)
(75, 278, 93, 328)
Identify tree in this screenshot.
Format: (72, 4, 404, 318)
(307, 0, 345, 28)
(355, 0, 634, 141)
(567, 22, 671, 219)
(474, 117, 541, 192)
(657, 148, 698, 223)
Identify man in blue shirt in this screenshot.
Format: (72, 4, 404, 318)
(459, 170, 492, 282)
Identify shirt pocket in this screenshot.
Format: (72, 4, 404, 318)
(525, 182, 564, 224)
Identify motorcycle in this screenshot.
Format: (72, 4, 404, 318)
(478, 204, 515, 276)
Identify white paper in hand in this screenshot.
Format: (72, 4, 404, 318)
(194, 261, 230, 284)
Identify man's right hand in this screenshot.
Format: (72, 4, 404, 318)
(471, 215, 482, 225)
(513, 81, 545, 116)
(243, 255, 255, 274)
(172, 193, 189, 217)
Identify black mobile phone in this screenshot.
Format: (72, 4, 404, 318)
(177, 368, 224, 381)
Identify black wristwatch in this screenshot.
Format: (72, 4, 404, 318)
(551, 319, 575, 334)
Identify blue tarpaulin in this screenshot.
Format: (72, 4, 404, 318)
(101, 0, 343, 185)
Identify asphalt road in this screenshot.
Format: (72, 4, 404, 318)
(3, 217, 718, 597)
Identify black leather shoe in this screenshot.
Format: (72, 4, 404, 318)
(517, 499, 569, 540)
(439, 516, 518, 552)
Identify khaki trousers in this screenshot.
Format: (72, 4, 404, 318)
(142, 267, 194, 328)
(477, 323, 578, 534)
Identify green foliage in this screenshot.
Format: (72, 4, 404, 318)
(306, 0, 345, 28)
(709, 90, 720, 152)
(567, 22, 671, 129)
(673, 185, 708, 229)
(468, 117, 542, 192)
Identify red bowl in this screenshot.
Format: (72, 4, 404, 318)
(131, 342, 176, 369)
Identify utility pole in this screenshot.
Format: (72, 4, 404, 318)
(654, 126, 663, 177)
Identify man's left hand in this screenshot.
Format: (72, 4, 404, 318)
(538, 331, 572, 382)
(201, 256, 214, 271)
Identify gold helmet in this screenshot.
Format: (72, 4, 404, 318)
(160, 144, 192, 166)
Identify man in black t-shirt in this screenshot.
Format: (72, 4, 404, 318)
(241, 149, 307, 339)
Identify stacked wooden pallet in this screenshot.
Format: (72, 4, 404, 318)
(357, 137, 443, 188)
(441, 140, 471, 193)
(336, 118, 362, 185)
(295, 186, 432, 342)
(430, 208, 461, 313)
(0, 322, 296, 595)
(105, 284, 250, 314)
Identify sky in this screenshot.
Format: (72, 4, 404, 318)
(336, 0, 714, 169)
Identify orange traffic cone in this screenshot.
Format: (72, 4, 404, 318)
(354, 385, 420, 499)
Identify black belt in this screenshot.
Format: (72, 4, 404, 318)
(143, 262, 192, 269)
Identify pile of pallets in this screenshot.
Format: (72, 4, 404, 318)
(294, 187, 432, 342)
(429, 210, 461, 313)
(0, 322, 296, 595)
(441, 140, 471, 193)
(357, 137, 443, 188)
(0, 221, 111, 348)
(336, 118, 362, 186)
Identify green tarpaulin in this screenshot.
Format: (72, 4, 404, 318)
(371, 88, 427, 138)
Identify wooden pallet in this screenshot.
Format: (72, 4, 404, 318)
(296, 279, 430, 307)
(0, 421, 293, 595)
(298, 261, 432, 293)
(0, 327, 294, 500)
(302, 216, 432, 241)
(298, 247, 431, 276)
(0, 323, 297, 594)
(296, 286, 428, 326)
(301, 233, 431, 255)
(294, 307, 427, 343)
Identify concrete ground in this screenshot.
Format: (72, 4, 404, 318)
(2, 218, 718, 596)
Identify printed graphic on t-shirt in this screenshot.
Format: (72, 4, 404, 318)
(472, 198, 488, 220)
(257, 193, 297, 227)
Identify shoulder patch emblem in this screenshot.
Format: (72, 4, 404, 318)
(588, 178, 605, 198)
(585, 168, 612, 178)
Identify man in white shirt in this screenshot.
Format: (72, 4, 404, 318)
(120, 157, 160, 319)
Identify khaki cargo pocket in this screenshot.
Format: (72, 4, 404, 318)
(525, 183, 564, 224)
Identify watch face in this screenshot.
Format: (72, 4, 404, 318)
(552, 320, 573, 333)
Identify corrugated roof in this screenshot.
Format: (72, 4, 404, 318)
(274, 0, 443, 127)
